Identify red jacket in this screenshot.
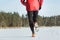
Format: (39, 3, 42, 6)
(21, 0, 43, 11)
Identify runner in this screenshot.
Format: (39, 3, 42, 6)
(20, 0, 43, 37)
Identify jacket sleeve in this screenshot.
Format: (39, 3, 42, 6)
(21, 0, 26, 6)
(39, 0, 43, 7)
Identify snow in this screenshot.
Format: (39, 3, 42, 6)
(0, 27, 60, 40)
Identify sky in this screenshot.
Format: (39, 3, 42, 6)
(0, 0, 60, 17)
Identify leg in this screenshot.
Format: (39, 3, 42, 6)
(33, 11, 38, 23)
(33, 11, 39, 32)
(27, 11, 35, 34)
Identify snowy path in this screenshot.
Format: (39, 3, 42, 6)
(0, 27, 60, 40)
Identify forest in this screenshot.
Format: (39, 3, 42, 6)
(0, 11, 60, 28)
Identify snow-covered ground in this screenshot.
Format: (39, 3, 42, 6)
(0, 27, 60, 40)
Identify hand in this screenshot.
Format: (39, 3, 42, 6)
(39, 7, 41, 10)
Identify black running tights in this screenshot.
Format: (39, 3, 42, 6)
(27, 11, 38, 34)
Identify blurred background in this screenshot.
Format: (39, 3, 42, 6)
(0, 0, 60, 27)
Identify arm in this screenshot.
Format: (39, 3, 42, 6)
(21, 0, 26, 6)
(39, 0, 43, 10)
